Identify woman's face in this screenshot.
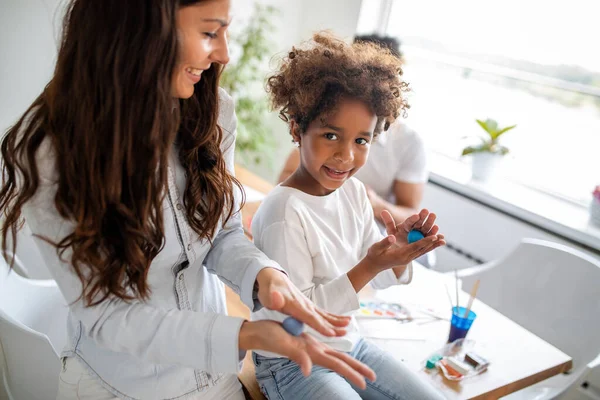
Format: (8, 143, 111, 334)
(293, 98, 377, 196)
(172, 0, 231, 98)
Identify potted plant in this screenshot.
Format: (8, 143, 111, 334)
(461, 118, 517, 181)
(220, 4, 279, 169)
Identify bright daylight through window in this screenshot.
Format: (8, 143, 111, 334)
(359, 0, 600, 206)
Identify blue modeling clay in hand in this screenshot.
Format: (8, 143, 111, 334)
(407, 229, 425, 244)
(282, 317, 304, 336)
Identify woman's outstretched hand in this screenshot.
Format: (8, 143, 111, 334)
(239, 320, 376, 389)
(256, 267, 350, 337)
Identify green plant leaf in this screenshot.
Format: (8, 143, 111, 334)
(461, 144, 487, 156)
(476, 119, 495, 138)
(473, 118, 515, 151)
(219, 3, 280, 168)
(462, 146, 477, 156)
(484, 118, 498, 132)
(495, 124, 517, 138)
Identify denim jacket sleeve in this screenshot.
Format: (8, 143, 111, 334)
(204, 88, 284, 312)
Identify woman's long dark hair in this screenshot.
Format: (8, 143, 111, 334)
(0, 0, 242, 306)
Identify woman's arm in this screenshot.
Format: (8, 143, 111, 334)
(205, 93, 349, 337)
(204, 91, 283, 312)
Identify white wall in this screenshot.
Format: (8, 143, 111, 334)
(0, 0, 64, 133)
(233, 0, 362, 52)
(1, 1, 64, 396)
(296, 0, 362, 43)
(0, 0, 57, 276)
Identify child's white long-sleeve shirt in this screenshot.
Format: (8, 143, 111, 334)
(251, 177, 412, 354)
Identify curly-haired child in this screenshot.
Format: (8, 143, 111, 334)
(250, 32, 447, 399)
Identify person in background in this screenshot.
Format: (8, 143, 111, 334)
(278, 34, 429, 230)
(0, 1, 375, 399)
(251, 32, 446, 400)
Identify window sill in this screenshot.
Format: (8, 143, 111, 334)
(428, 153, 600, 254)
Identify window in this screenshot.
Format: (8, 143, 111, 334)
(358, 0, 600, 206)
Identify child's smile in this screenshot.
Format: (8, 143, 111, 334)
(289, 98, 377, 196)
(322, 165, 353, 181)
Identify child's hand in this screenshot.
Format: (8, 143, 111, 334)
(383, 208, 442, 246)
(365, 209, 445, 270)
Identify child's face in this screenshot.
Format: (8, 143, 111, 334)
(294, 98, 377, 196)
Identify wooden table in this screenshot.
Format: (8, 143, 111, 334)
(358, 264, 572, 400)
(230, 165, 573, 400)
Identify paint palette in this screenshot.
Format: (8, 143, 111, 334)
(356, 301, 412, 321)
(422, 339, 487, 381)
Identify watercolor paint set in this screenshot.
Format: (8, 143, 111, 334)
(356, 301, 412, 321)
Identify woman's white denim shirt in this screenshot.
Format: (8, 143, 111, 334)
(22, 89, 282, 399)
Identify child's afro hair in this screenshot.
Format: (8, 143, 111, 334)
(267, 31, 410, 135)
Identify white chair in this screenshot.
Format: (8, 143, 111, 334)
(0, 255, 68, 400)
(560, 353, 600, 400)
(4, 223, 53, 279)
(456, 238, 600, 399)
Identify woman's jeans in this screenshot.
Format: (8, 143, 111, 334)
(253, 339, 446, 400)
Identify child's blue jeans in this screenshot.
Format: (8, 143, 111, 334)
(253, 338, 445, 400)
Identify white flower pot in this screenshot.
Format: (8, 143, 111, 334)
(471, 153, 502, 181)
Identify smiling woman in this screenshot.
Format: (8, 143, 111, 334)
(0, 1, 376, 399)
(172, 1, 231, 98)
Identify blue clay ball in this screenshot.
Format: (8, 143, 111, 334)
(282, 317, 304, 336)
(407, 230, 425, 244)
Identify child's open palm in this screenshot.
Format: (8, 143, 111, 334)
(366, 209, 446, 270)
